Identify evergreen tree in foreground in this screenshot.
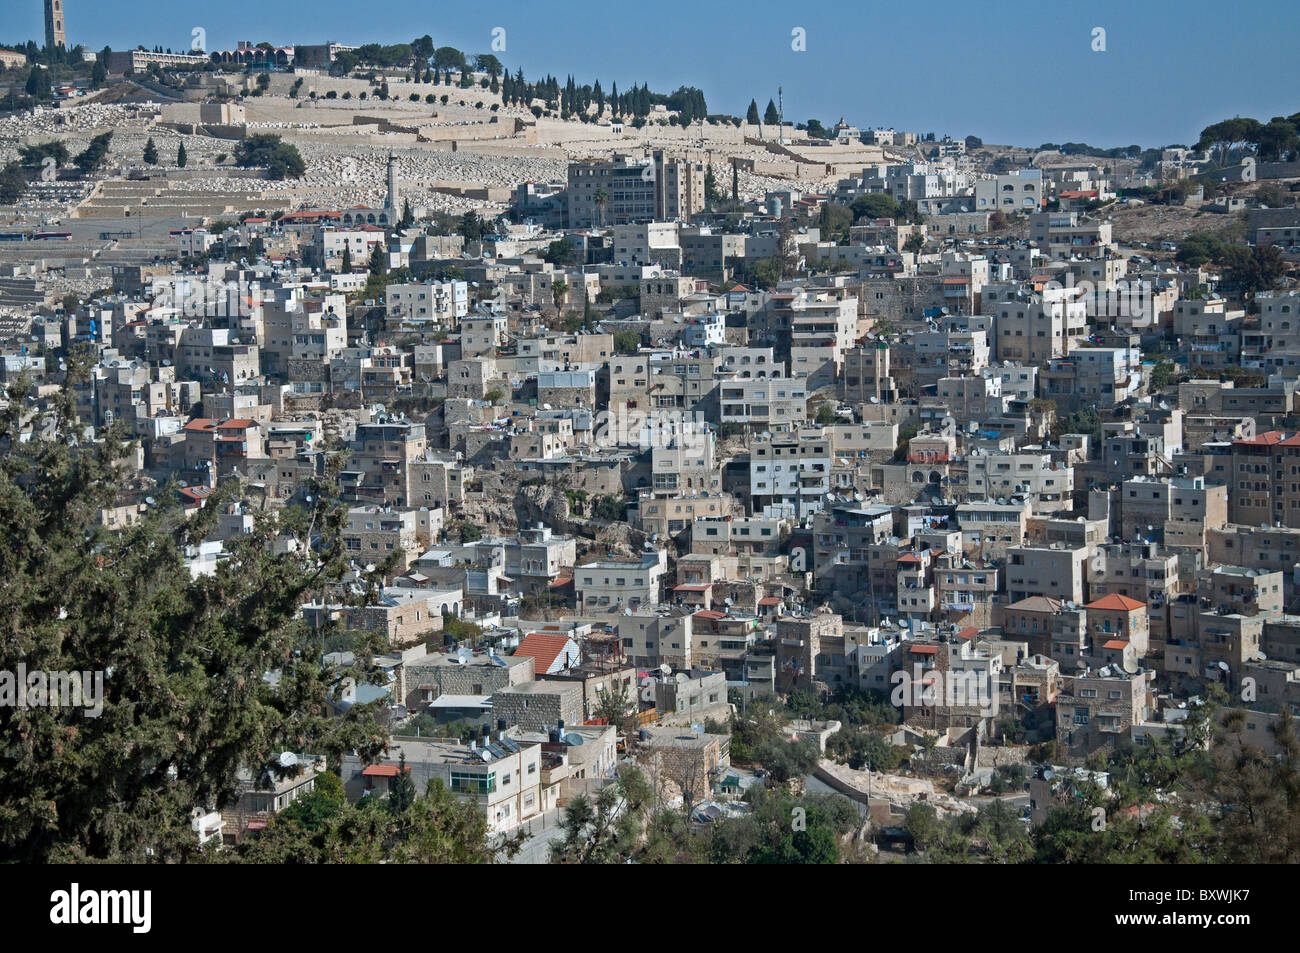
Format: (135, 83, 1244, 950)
(0, 357, 398, 862)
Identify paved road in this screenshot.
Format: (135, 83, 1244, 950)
(502, 808, 566, 864)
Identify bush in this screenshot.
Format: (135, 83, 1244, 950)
(590, 496, 626, 522)
(753, 738, 821, 783)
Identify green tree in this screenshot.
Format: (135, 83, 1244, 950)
(233, 776, 514, 863)
(73, 132, 113, 176)
(19, 141, 69, 170)
(613, 330, 641, 355)
(0, 360, 393, 862)
(0, 163, 26, 205)
(25, 66, 51, 100)
(592, 677, 637, 736)
(746, 99, 761, 125)
(1220, 244, 1287, 297)
(387, 752, 416, 814)
(753, 257, 782, 289)
(763, 99, 779, 125)
(1150, 360, 1181, 390)
(458, 210, 485, 242)
(850, 192, 902, 222)
(1196, 116, 1264, 166)
(142, 138, 158, 165)
(550, 765, 654, 863)
(752, 738, 820, 783)
(233, 134, 306, 180)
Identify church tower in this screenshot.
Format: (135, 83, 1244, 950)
(44, 0, 66, 50)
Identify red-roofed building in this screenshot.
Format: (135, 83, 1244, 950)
(182, 417, 265, 476)
(673, 582, 712, 610)
(1229, 430, 1300, 528)
(177, 484, 215, 511)
(514, 632, 579, 676)
(1086, 594, 1149, 656)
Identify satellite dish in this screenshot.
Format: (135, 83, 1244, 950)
(690, 722, 705, 735)
(278, 751, 298, 768)
(659, 663, 672, 676)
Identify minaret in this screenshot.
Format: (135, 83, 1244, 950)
(44, 0, 66, 50)
(386, 153, 400, 220)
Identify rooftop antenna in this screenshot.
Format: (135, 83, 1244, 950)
(778, 87, 784, 146)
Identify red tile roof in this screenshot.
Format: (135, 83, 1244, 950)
(1102, 639, 1130, 650)
(1087, 594, 1145, 611)
(362, 764, 409, 777)
(1234, 431, 1294, 446)
(909, 645, 939, 655)
(514, 633, 576, 674)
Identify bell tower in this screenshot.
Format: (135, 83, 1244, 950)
(44, 0, 66, 50)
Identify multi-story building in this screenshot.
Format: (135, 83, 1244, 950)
(385, 281, 469, 326)
(1005, 544, 1090, 605)
(1056, 669, 1155, 756)
(718, 377, 808, 430)
(343, 735, 544, 834)
(974, 169, 1042, 213)
(747, 428, 832, 517)
(574, 551, 669, 613)
(1229, 432, 1300, 529)
(567, 154, 657, 227)
(967, 450, 1073, 515)
(1029, 211, 1116, 260)
(769, 290, 859, 390)
(342, 418, 428, 507)
(1119, 476, 1227, 553)
(842, 344, 898, 403)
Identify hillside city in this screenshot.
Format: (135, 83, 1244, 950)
(2, 4, 1300, 867)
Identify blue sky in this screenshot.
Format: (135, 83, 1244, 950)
(3, 0, 1296, 147)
